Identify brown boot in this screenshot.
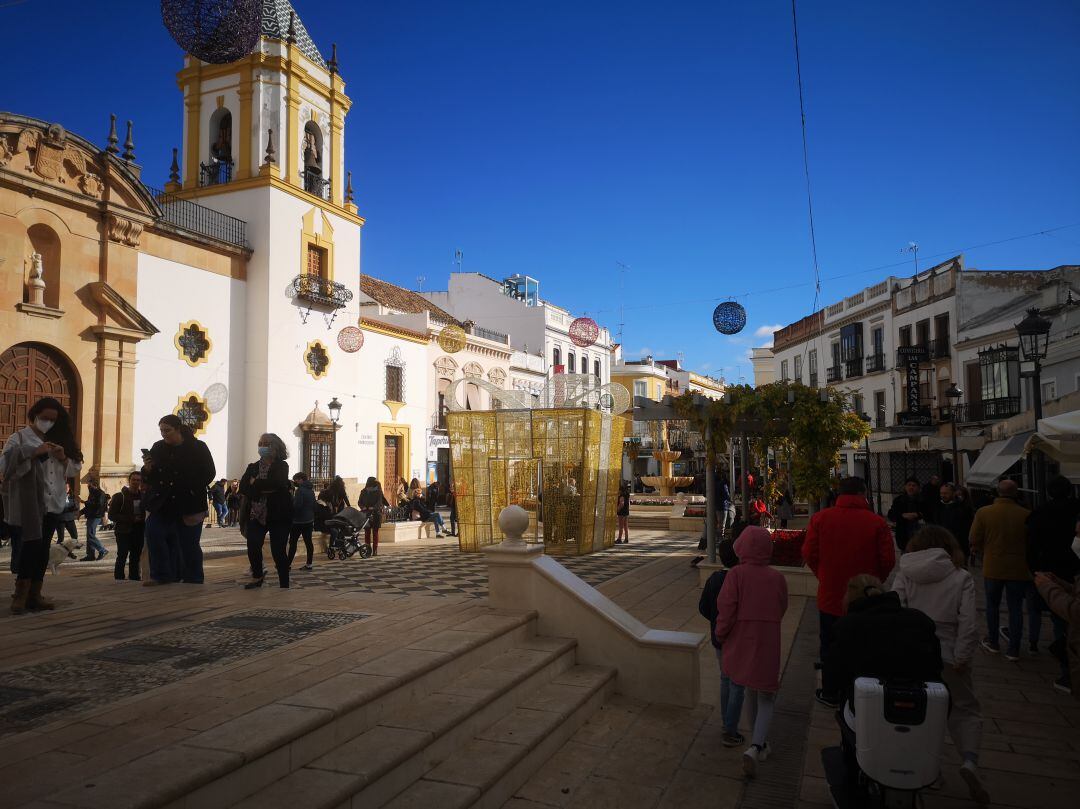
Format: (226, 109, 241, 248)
(27, 580, 55, 611)
(10, 579, 31, 614)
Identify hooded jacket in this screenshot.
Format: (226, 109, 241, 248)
(891, 548, 978, 665)
(802, 494, 896, 617)
(291, 480, 316, 524)
(714, 527, 788, 692)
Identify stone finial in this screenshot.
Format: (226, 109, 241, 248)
(345, 171, 354, 204)
(287, 11, 297, 44)
(329, 43, 339, 74)
(27, 252, 46, 306)
(168, 148, 180, 184)
(498, 505, 530, 548)
(122, 120, 135, 162)
(264, 128, 277, 165)
(106, 113, 119, 155)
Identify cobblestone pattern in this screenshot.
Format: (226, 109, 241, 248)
(0, 608, 367, 736)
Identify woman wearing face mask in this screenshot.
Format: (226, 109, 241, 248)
(0, 397, 83, 614)
(141, 415, 216, 585)
(239, 434, 293, 589)
(1034, 518, 1080, 699)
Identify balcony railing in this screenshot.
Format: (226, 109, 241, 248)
(826, 366, 842, 383)
(199, 160, 233, 186)
(432, 410, 448, 431)
(291, 274, 353, 309)
(929, 339, 950, 359)
(469, 324, 509, 344)
(303, 170, 331, 200)
(145, 184, 248, 248)
(844, 357, 863, 379)
(865, 353, 886, 373)
(949, 397, 1022, 424)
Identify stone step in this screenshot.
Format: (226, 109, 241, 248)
(46, 610, 539, 809)
(228, 643, 610, 809)
(383, 664, 615, 809)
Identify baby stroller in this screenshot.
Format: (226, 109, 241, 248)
(325, 507, 374, 560)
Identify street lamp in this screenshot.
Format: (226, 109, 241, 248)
(1015, 307, 1052, 421)
(859, 412, 874, 510)
(945, 383, 962, 486)
(328, 397, 342, 425)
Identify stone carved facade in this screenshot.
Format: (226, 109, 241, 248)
(0, 124, 104, 199)
(107, 215, 143, 247)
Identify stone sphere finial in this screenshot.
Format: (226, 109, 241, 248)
(498, 505, 530, 546)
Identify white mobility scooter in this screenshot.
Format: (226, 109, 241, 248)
(822, 676, 949, 809)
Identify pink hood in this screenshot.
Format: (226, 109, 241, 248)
(735, 527, 773, 566)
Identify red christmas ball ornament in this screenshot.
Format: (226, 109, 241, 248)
(569, 316, 599, 348)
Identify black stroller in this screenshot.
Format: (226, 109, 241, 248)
(324, 507, 374, 560)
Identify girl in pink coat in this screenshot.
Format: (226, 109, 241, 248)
(715, 526, 789, 777)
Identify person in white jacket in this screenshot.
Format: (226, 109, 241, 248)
(892, 525, 989, 806)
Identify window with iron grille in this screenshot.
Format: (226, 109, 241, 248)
(386, 364, 404, 402)
(303, 431, 335, 489)
(307, 244, 327, 279)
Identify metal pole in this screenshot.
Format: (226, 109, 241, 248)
(740, 431, 750, 517)
(875, 451, 883, 514)
(1033, 358, 1044, 505)
(950, 416, 960, 487)
(705, 423, 716, 564)
(864, 434, 873, 510)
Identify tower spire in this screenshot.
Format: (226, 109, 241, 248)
(106, 113, 119, 155)
(121, 120, 136, 162)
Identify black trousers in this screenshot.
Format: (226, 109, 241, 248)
(287, 523, 314, 566)
(246, 520, 290, 587)
(114, 524, 145, 580)
(17, 513, 57, 582)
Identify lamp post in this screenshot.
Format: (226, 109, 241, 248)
(328, 397, 342, 424)
(945, 383, 962, 486)
(1015, 307, 1052, 504)
(859, 412, 874, 510)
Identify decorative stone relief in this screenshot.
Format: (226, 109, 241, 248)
(107, 215, 143, 247)
(434, 356, 458, 376)
(2, 124, 103, 198)
(487, 367, 507, 388)
(26, 252, 46, 306)
(463, 361, 483, 378)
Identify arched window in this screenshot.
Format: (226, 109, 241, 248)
(26, 224, 61, 309)
(303, 121, 326, 196)
(203, 107, 233, 185)
(553, 346, 561, 368)
(568, 352, 576, 373)
(594, 359, 601, 379)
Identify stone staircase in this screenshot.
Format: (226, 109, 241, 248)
(627, 512, 671, 531)
(50, 611, 614, 809)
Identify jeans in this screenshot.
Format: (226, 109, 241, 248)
(984, 578, 1029, 655)
(714, 647, 743, 734)
(17, 513, 58, 581)
(213, 502, 228, 526)
(1029, 589, 1069, 677)
(53, 520, 77, 544)
(287, 522, 314, 567)
(819, 610, 840, 700)
(247, 520, 290, 587)
(721, 506, 736, 534)
(145, 513, 205, 584)
(114, 524, 145, 580)
(426, 513, 446, 534)
(85, 517, 106, 558)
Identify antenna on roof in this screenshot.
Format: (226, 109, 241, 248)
(616, 261, 630, 343)
(902, 242, 919, 276)
(453, 249, 463, 273)
(416, 275, 426, 292)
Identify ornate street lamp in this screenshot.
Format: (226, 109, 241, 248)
(328, 397, 342, 425)
(859, 412, 875, 510)
(1015, 307, 1052, 421)
(945, 383, 963, 486)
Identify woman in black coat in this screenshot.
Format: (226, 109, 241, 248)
(358, 476, 390, 555)
(239, 433, 293, 589)
(142, 415, 216, 585)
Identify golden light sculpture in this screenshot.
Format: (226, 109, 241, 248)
(445, 375, 629, 556)
(437, 324, 468, 354)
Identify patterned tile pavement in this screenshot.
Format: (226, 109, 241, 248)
(285, 532, 698, 598)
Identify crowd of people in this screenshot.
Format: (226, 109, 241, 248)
(0, 397, 460, 608)
(700, 472, 1080, 805)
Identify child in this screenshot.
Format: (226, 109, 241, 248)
(892, 525, 989, 805)
(615, 484, 630, 544)
(697, 539, 744, 745)
(714, 526, 789, 777)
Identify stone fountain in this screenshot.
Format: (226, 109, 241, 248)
(640, 422, 694, 496)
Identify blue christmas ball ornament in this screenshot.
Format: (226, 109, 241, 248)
(712, 301, 747, 335)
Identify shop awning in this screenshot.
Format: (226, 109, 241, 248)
(1024, 410, 1080, 483)
(868, 434, 984, 453)
(966, 431, 1034, 488)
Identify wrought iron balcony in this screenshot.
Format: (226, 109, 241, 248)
(949, 397, 1022, 424)
(291, 274, 353, 309)
(199, 160, 233, 186)
(303, 170, 331, 200)
(146, 185, 248, 248)
(826, 366, 842, 383)
(865, 353, 887, 373)
(929, 339, 950, 359)
(844, 357, 863, 379)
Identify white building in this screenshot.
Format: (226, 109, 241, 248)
(423, 273, 614, 387)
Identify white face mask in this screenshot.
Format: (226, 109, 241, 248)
(33, 418, 55, 434)
(1072, 535, 1080, 560)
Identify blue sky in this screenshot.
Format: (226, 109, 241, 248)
(5, 0, 1079, 382)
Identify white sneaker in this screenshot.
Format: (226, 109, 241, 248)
(742, 744, 762, 778)
(959, 760, 990, 805)
(757, 742, 771, 761)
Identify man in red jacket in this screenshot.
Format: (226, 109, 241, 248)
(802, 476, 896, 707)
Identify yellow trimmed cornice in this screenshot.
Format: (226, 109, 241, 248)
(360, 318, 429, 345)
(170, 174, 365, 226)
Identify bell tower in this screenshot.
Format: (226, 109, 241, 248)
(170, 0, 355, 214)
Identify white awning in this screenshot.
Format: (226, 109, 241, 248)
(1025, 410, 1080, 483)
(966, 432, 1034, 488)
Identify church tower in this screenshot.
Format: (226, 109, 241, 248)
(170, 0, 357, 217)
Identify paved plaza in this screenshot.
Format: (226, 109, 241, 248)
(0, 531, 1077, 808)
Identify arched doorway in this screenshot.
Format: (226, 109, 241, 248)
(0, 342, 79, 441)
